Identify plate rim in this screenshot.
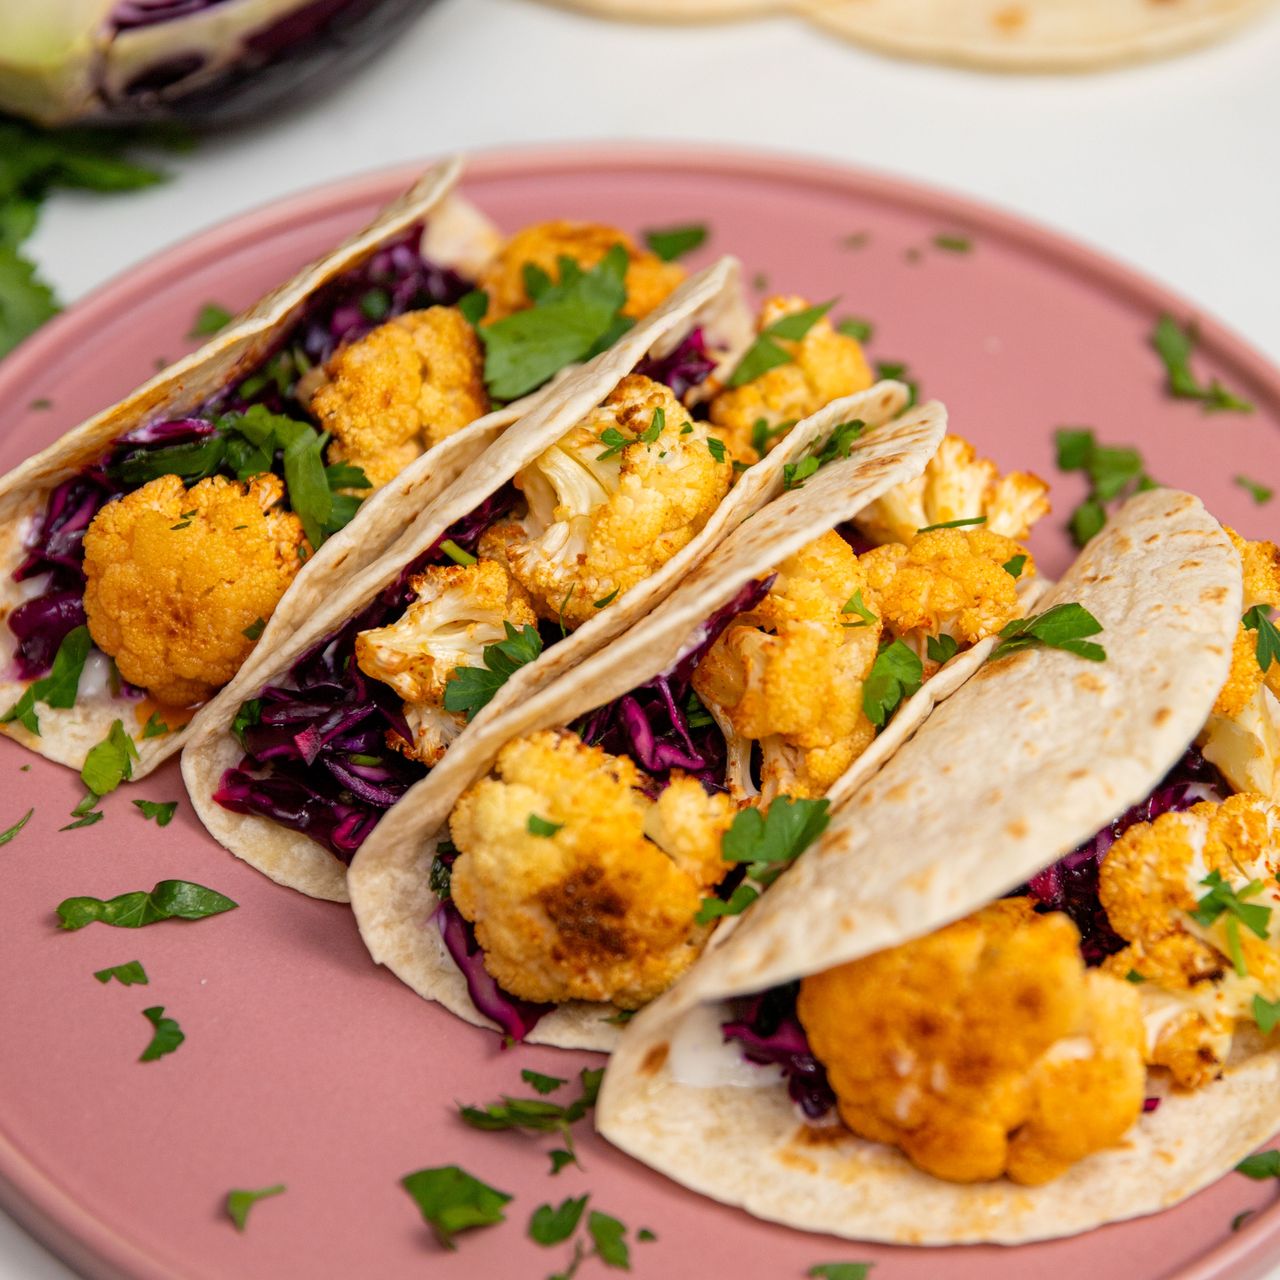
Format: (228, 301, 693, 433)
(1, 139, 1277, 1280)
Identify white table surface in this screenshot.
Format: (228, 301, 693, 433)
(6, 0, 1280, 1275)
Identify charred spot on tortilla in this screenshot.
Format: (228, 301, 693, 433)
(992, 5, 1027, 32)
(1075, 673, 1106, 694)
(640, 1042, 669, 1076)
(1005, 818, 1029, 839)
(1181, 560, 1204, 571)
(1154, 707, 1173, 726)
(1202, 586, 1230, 604)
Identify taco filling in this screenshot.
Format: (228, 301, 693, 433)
(725, 531, 1280, 1187)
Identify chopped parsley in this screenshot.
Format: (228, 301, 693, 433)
(933, 234, 972, 253)
(873, 360, 918, 408)
(917, 515, 986, 533)
(521, 1069, 567, 1095)
(241, 616, 266, 641)
(989, 603, 1106, 664)
(56, 879, 237, 930)
(593, 588, 619, 609)
(863, 639, 924, 728)
(225, 1184, 285, 1232)
(2, 624, 91, 735)
(1243, 606, 1280, 675)
(839, 232, 870, 250)
(1233, 1210, 1256, 1232)
(139, 1005, 184, 1062)
(459, 1067, 603, 1171)
(1235, 475, 1274, 505)
(926, 634, 959, 665)
(443, 623, 544, 721)
(480, 247, 631, 400)
(697, 797, 830, 923)
(706, 436, 727, 464)
(132, 799, 178, 827)
(401, 1165, 512, 1249)
(1125, 969, 1146, 984)
(729, 301, 835, 388)
(549, 1149, 576, 1175)
(1003, 554, 1028, 579)
(81, 719, 139, 797)
(1253, 994, 1280, 1035)
(529, 1195, 589, 1246)
(836, 316, 874, 342)
(189, 302, 233, 339)
(527, 814, 563, 838)
(0, 808, 33, 847)
(1236, 1150, 1280, 1180)
(457, 289, 488, 326)
(587, 1211, 630, 1269)
(751, 417, 795, 457)
(1151, 314, 1253, 413)
(783, 456, 820, 490)
(439, 539, 477, 566)
(643, 223, 708, 262)
(1054, 426, 1157, 547)
(61, 794, 103, 831)
(1190, 870, 1271, 978)
(841, 590, 877, 628)
(808, 1266, 874, 1280)
(94, 960, 148, 986)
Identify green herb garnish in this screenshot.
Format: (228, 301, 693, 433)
(593, 588, 620, 609)
(1054, 426, 1157, 547)
(706, 436, 727, 464)
(1243, 606, 1279, 675)
(1236, 1151, 1280, 1180)
(989, 603, 1106, 664)
(841, 590, 877, 628)
(457, 289, 489, 326)
(644, 223, 708, 261)
(521, 1069, 567, 1095)
(189, 302, 233, 339)
(139, 1006, 184, 1062)
(917, 516, 986, 533)
(750, 417, 795, 458)
(1235, 475, 1274, 505)
(933, 234, 972, 253)
(1151, 314, 1253, 413)
(783, 456, 820, 490)
(527, 814, 563, 838)
(0, 808, 33, 846)
(1254, 994, 1280, 1034)
(863, 639, 924, 727)
(443, 622, 544, 721)
(2, 624, 91, 735)
(729, 301, 835, 387)
(1190, 869, 1271, 977)
(808, 1265, 874, 1280)
(440, 539, 477, 566)
(241, 617, 266, 641)
(587, 1211, 630, 1270)
(225, 1184, 285, 1232)
(94, 960, 148, 986)
(1003, 554, 1028, 579)
(873, 361, 918, 407)
(61, 794, 103, 830)
(459, 1067, 603, 1171)
(836, 317, 873, 342)
(132, 799, 178, 827)
(400, 1165, 512, 1249)
(529, 1195, 589, 1246)
(56, 879, 237, 930)
(81, 719, 138, 797)
(926, 634, 959, 665)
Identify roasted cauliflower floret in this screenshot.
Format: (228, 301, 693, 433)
(449, 729, 737, 1008)
(480, 374, 731, 630)
(692, 532, 881, 802)
(854, 434, 1050, 547)
(1098, 793, 1280, 1087)
(354, 559, 536, 766)
(1199, 532, 1280, 799)
(83, 473, 307, 707)
(708, 296, 873, 466)
(860, 527, 1033, 658)
(477, 220, 685, 323)
(798, 898, 1146, 1185)
(309, 307, 489, 488)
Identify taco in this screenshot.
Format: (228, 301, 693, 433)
(596, 488, 1280, 1244)
(345, 392, 1055, 1049)
(0, 157, 734, 779)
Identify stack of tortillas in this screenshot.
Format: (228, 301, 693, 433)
(545, 0, 1275, 70)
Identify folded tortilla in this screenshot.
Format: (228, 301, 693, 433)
(182, 258, 765, 900)
(0, 156, 515, 776)
(346, 395, 951, 1048)
(596, 488, 1270, 1244)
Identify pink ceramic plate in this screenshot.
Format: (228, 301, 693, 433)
(1, 145, 1278, 1280)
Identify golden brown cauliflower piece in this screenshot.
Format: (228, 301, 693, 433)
(1099, 793, 1280, 1087)
(692, 532, 881, 803)
(309, 307, 489, 488)
(860, 527, 1033, 657)
(354, 559, 536, 766)
(708, 296, 873, 466)
(449, 729, 737, 1008)
(480, 374, 731, 630)
(798, 898, 1147, 1185)
(1199, 531, 1280, 799)
(477, 220, 685, 323)
(83, 473, 307, 707)
(854, 434, 1050, 547)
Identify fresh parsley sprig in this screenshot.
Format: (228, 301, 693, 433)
(443, 622, 544, 721)
(862, 639, 924, 728)
(643, 223, 708, 262)
(93, 960, 148, 986)
(401, 1165, 512, 1249)
(1189, 869, 1271, 978)
(1152, 314, 1253, 414)
(1, 624, 90, 735)
(458, 1067, 603, 1171)
(139, 1006, 184, 1062)
(56, 880, 237, 930)
(225, 1184, 286, 1232)
(1054, 427, 1157, 548)
(729, 301, 835, 387)
(1243, 606, 1280, 676)
(988, 603, 1106, 664)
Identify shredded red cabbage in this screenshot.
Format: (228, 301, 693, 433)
(111, 0, 234, 27)
(212, 488, 518, 861)
(576, 576, 774, 791)
(722, 983, 836, 1119)
(1024, 746, 1226, 965)
(634, 328, 718, 404)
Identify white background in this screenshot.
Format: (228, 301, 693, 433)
(5, 0, 1280, 1274)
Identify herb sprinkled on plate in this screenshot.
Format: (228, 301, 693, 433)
(400, 1165, 512, 1248)
(643, 223, 708, 262)
(225, 1184, 286, 1231)
(1151, 314, 1253, 413)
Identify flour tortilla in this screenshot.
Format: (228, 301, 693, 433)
(346, 399, 948, 1047)
(0, 157, 508, 776)
(548, 0, 1273, 69)
(598, 488, 1263, 1244)
(183, 258, 760, 900)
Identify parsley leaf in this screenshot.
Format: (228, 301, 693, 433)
(443, 622, 544, 721)
(706, 437, 727, 464)
(1189, 870, 1270, 977)
(588, 1211, 630, 1270)
(225, 1184, 285, 1232)
(1254, 994, 1280, 1035)
(529, 1195, 589, 1246)
(1003, 554, 1028, 579)
(918, 515, 986, 533)
(836, 316, 873, 341)
(933, 234, 972, 253)
(401, 1165, 512, 1248)
(728, 300, 835, 388)
(548, 1149, 576, 1175)
(1235, 475, 1274, 506)
(0, 808, 33, 847)
(139, 1005, 184, 1061)
(457, 289, 489, 326)
(643, 223, 708, 262)
(841, 590, 877, 628)
(926, 634, 959, 665)
(56, 879, 237, 930)
(94, 960, 148, 986)
(81, 719, 139, 797)
(527, 814, 563, 838)
(133, 799, 178, 827)
(808, 1266, 874, 1280)
(481, 247, 630, 400)
(873, 360, 918, 407)
(783, 456, 820, 490)
(989, 603, 1106, 664)
(695, 882, 760, 924)
(1243, 606, 1280, 675)
(439, 539, 477, 566)
(863, 639, 924, 727)
(2, 624, 91, 735)
(1054, 426, 1157, 547)
(61, 794, 103, 831)
(1152, 314, 1253, 413)
(521, 1069, 567, 1095)
(241, 617, 266, 641)
(750, 417, 795, 458)
(142, 711, 171, 739)
(459, 1067, 602, 1171)
(0, 247, 58, 356)
(189, 302, 233, 339)
(1236, 1151, 1280, 1180)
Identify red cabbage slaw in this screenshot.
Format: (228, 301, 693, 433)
(725, 746, 1228, 1117)
(7, 235, 468, 684)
